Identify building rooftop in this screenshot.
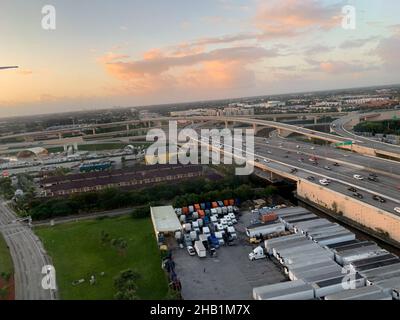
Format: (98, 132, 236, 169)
(150, 205, 182, 235)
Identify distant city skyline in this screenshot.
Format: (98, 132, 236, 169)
(1, 0, 400, 117)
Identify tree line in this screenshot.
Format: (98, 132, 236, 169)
(25, 175, 276, 220)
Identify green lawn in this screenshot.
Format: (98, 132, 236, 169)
(0, 234, 13, 275)
(36, 216, 170, 300)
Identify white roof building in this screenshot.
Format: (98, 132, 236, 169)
(150, 205, 182, 236)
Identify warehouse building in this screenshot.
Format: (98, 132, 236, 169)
(40, 164, 204, 197)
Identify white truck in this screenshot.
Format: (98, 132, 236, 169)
(194, 240, 207, 258)
(249, 246, 266, 261)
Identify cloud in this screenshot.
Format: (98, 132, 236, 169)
(100, 46, 275, 78)
(16, 69, 33, 75)
(255, 0, 342, 38)
(339, 36, 381, 49)
(304, 44, 334, 55)
(306, 58, 377, 74)
(98, 46, 277, 96)
(373, 30, 400, 70)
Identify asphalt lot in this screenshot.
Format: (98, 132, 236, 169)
(172, 211, 287, 300)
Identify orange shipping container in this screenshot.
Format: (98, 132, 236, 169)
(182, 207, 189, 215)
(260, 213, 278, 223)
(198, 210, 205, 218)
(212, 202, 218, 208)
(194, 204, 201, 211)
(223, 200, 229, 206)
(229, 199, 235, 206)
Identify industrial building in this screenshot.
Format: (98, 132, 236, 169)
(40, 164, 204, 197)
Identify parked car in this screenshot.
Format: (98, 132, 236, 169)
(187, 246, 196, 256)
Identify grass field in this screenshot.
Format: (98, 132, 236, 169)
(0, 233, 14, 300)
(0, 234, 13, 276)
(36, 216, 171, 300)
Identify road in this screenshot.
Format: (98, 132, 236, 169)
(331, 112, 400, 155)
(251, 140, 400, 215)
(0, 200, 57, 300)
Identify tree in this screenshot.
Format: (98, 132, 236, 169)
(114, 269, 141, 300)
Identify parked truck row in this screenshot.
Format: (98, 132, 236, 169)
(174, 200, 241, 258)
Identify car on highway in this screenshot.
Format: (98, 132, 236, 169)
(319, 179, 330, 186)
(290, 168, 298, 173)
(187, 246, 196, 256)
(348, 187, 357, 192)
(307, 176, 315, 181)
(298, 158, 304, 163)
(395, 207, 400, 214)
(352, 192, 363, 199)
(324, 166, 332, 171)
(353, 174, 364, 180)
(333, 162, 340, 167)
(267, 150, 272, 154)
(368, 176, 379, 182)
(263, 159, 270, 164)
(373, 195, 386, 203)
(255, 159, 260, 162)
(311, 147, 315, 150)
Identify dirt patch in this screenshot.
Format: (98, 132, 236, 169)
(0, 274, 15, 300)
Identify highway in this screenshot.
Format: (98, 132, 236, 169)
(252, 140, 400, 215)
(0, 200, 57, 300)
(331, 111, 400, 155)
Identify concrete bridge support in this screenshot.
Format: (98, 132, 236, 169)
(277, 128, 292, 138)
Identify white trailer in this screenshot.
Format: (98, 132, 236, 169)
(194, 241, 207, 258)
(246, 222, 285, 238)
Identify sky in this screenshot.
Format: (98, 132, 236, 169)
(0, 0, 400, 117)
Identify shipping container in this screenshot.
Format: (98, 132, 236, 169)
(324, 284, 380, 300)
(200, 203, 206, 210)
(229, 199, 235, 206)
(188, 205, 194, 213)
(212, 202, 218, 208)
(256, 283, 314, 300)
(182, 207, 189, 215)
(217, 201, 224, 207)
(194, 204, 201, 211)
(223, 200, 229, 206)
(206, 202, 211, 209)
(375, 276, 400, 300)
(253, 280, 306, 300)
(246, 222, 285, 238)
(312, 274, 366, 298)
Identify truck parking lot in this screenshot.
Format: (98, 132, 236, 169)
(172, 210, 287, 300)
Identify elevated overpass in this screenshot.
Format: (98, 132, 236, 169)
(331, 109, 400, 161)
